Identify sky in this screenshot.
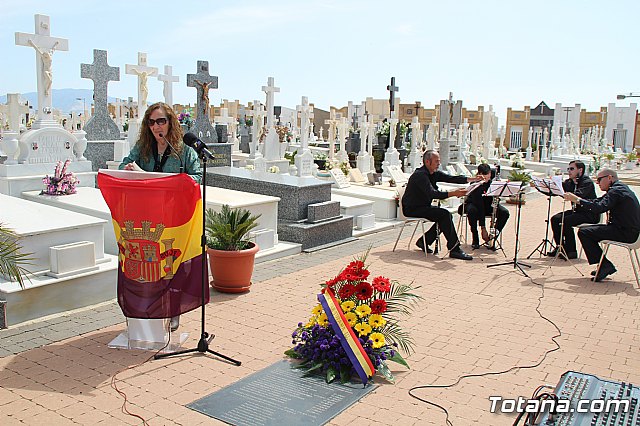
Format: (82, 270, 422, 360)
(1, 0, 639, 123)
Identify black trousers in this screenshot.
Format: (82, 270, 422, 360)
(404, 206, 459, 250)
(459, 204, 510, 236)
(577, 224, 639, 266)
(550, 210, 599, 253)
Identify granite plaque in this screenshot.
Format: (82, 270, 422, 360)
(204, 142, 232, 167)
(187, 360, 376, 426)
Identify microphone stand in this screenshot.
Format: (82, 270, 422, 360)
(155, 151, 241, 366)
(487, 182, 531, 277)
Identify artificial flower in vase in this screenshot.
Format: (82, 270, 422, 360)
(41, 159, 79, 196)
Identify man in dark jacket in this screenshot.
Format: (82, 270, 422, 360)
(548, 160, 599, 259)
(459, 163, 510, 249)
(402, 150, 481, 260)
(565, 168, 640, 281)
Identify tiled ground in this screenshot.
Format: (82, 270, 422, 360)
(1, 190, 639, 425)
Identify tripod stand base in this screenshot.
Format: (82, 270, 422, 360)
(487, 259, 531, 277)
(527, 239, 555, 259)
(154, 332, 242, 365)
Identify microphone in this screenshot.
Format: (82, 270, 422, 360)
(183, 132, 215, 160)
(159, 133, 184, 173)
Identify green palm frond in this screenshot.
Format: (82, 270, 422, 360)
(0, 224, 33, 289)
(382, 281, 423, 317)
(205, 205, 261, 251)
(381, 321, 415, 354)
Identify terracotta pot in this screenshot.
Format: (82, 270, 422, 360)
(207, 242, 259, 293)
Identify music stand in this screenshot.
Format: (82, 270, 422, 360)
(527, 176, 562, 258)
(486, 181, 531, 277)
(155, 155, 242, 365)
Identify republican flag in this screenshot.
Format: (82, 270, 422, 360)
(99, 172, 206, 318)
(318, 288, 375, 385)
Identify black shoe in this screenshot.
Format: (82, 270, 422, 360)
(592, 264, 617, 282)
(450, 249, 473, 261)
(471, 243, 480, 250)
(564, 251, 578, 260)
(546, 248, 559, 257)
(471, 235, 480, 250)
(416, 239, 433, 254)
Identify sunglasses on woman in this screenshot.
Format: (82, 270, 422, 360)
(148, 117, 168, 126)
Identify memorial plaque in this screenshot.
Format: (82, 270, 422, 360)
(348, 168, 365, 183)
(388, 165, 408, 185)
(187, 360, 377, 426)
(19, 127, 76, 164)
(329, 169, 351, 189)
(204, 142, 232, 167)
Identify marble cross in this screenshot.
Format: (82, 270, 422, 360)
(15, 14, 68, 121)
(297, 96, 314, 150)
(158, 65, 179, 106)
(81, 49, 118, 119)
(6, 94, 29, 132)
(247, 100, 265, 158)
(186, 60, 218, 143)
(215, 107, 235, 137)
(262, 77, 280, 127)
(386, 77, 399, 113)
(125, 52, 158, 114)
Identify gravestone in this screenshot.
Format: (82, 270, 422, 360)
(187, 60, 218, 144)
(125, 52, 158, 114)
(157, 65, 179, 106)
(81, 49, 120, 141)
(356, 114, 372, 173)
(294, 96, 314, 177)
(247, 100, 265, 159)
(238, 105, 250, 153)
(5, 94, 29, 132)
(329, 168, 350, 189)
(15, 14, 69, 127)
(260, 77, 288, 172)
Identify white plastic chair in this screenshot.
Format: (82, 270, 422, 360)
(393, 186, 435, 258)
(595, 233, 640, 288)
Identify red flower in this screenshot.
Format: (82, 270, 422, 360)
(371, 299, 388, 314)
(354, 282, 374, 300)
(343, 272, 357, 282)
(325, 277, 338, 288)
(338, 284, 356, 299)
(347, 260, 365, 270)
(372, 276, 391, 292)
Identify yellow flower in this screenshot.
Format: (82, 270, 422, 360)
(354, 322, 372, 337)
(305, 316, 317, 328)
(312, 304, 323, 316)
(341, 300, 355, 312)
(318, 313, 329, 327)
(369, 332, 385, 349)
(368, 314, 386, 328)
(355, 304, 371, 318)
(345, 312, 357, 327)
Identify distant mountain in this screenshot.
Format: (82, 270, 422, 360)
(0, 89, 117, 114)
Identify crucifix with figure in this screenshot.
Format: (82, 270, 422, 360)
(387, 77, 399, 114)
(187, 60, 218, 143)
(81, 49, 120, 140)
(15, 14, 68, 125)
(125, 52, 158, 114)
(158, 65, 179, 106)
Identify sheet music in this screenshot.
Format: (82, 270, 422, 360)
(531, 176, 564, 196)
(486, 181, 523, 197)
(466, 180, 485, 195)
(550, 175, 565, 196)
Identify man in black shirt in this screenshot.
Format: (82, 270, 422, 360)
(565, 168, 640, 281)
(402, 150, 482, 260)
(548, 160, 599, 259)
(459, 163, 510, 249)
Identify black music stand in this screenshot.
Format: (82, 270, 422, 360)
(527, 177, 561, 258)
(155, 155, 242, 365)
(486, 181, 531, 277)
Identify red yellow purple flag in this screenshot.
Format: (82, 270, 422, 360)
(318, 288, 375, 385)
(98, 172, 205, 318)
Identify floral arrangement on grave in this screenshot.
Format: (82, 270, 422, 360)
(178, 111, 193, 128)
(268, 165, 280, 174)
(286, 251, 421, 384)
(275, 125, 293, 143)
(243, 116, 254, 128)
(41, 160, 79, 196)
(509, 152, 525, 169)
(376, 120, 409, 138)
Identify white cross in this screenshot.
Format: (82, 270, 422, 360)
(157, 65, 179, 106)
(15, 14, 68, 120)
(215, 107, 236, 138)
(6, 94, 29, 132)
(125, 52, 158, 113)
(297, 96, 314, 150)
(262, 77, 280, 127)
(247, 100, 266, 158)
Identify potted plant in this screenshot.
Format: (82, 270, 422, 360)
(624, 152, 637, 169)
(313, 152, 327, 170)
(205, 205, 261, 293)
(506, 170, 531, 205)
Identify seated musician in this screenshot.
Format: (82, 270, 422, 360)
(547, 160, 598, 260)
(458, 163, 510, 249)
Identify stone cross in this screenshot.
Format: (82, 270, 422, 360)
(15, 14, 69, 123)
(158, 65, 179, 106)
(297, 96, 314, 150)
(324, 109, 339, 161)
(6, 94, 29, 132)
(387, 77, 399, 113)
(262, 77, 280, 127)
(125, 52, 158, 113)
(187, 60, 218, 143)
(336, 117, 349, 162)
(247, 100, 265, 158)
(215, 107, 235, 137)
(81, 49, 120, 141)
